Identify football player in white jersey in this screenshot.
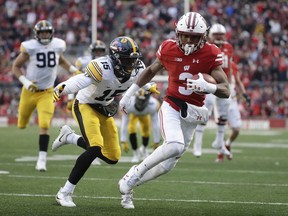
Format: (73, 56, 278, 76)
(66, 40, 107, 111)
(50, 36, 159, 207)
(11, 20, 80, 172)
(120, 88, 161, 163)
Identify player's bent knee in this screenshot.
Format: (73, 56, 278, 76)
(162, 141, 185, 158)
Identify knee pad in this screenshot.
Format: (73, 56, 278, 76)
(217, 115, 227, 125)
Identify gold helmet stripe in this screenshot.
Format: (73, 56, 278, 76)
(42, 20, 46, 27)
(126, 37, 136, 53)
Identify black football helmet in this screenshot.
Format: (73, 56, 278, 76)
(109, 36, 142, 80)
(135, 89, 151, 111)
(89, 40, 106, 58)
(33, 20, 54, 45)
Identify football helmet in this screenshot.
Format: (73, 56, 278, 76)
(89, 40, 106, 58)
(209, 23, 226, 46)
(135, 89, 151, 111)
(175, 12, 208, 55)
(109, 36, 142, 80)
(33, 20, 54, 45)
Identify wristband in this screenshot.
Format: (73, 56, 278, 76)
(69, 65, 78, 73)
(19, 75, 32, 88)
(125, 83, 140, 97)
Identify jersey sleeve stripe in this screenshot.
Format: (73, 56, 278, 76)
(86, 61, 103, 82)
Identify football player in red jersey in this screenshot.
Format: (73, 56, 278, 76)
(193, 23, 233, 160)
(117, 12, 230, 209)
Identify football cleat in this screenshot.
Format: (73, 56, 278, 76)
(35, 158, 47, 172)
(121, 191, 134, 209)
(119, 165, 139, 194)
(52, 125, 74, 152)
(56, 187, 76, 207)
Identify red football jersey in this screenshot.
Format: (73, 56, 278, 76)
(218, 41, 233, 79)
(156, 39, 223, 108)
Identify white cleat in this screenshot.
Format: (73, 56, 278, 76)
(56, 187, 76, 207)
(35, 158, 47, 172)
(119, 165, 139, 194)
(121, 191, 134, 209)
(52, 125, 74, 152)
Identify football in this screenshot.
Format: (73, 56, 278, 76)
(191, 73, 217, 95)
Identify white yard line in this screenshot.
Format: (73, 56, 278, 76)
(0, 193, 287, 206)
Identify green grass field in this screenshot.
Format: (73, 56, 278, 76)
(0, 125, 288, 216)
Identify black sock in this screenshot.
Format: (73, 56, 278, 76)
(68, 146, 99, 184)
(129, 133, 138, 150)
(39, 134, 49, 152)
(77, 137, 88, 150)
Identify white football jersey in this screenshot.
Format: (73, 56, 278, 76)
(61, 56, 146, 106)
(21, 37, 66, 89)
(75, 55, 92, 72)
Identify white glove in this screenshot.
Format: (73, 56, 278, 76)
(186, 73, 216, 94)
(119, 94, 131, 114)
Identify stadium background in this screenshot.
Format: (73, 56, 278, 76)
(0, 0, 287, 128)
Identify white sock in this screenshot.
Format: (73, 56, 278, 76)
(38, 151, 47, 160)
(67, 133, 81, 145)
(137, 158, 178, 185)
(135, 142, 184, 177)
(194, 124, 205, 149)
(216, 125, 226, 143)
(62, 180, 76, 194)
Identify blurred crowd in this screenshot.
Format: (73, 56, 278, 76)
(1, 0, 288, 119)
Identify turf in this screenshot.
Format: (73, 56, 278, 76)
(0, 125, 288, 216)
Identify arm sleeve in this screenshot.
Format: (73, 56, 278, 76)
(61, 74, 93, 95)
